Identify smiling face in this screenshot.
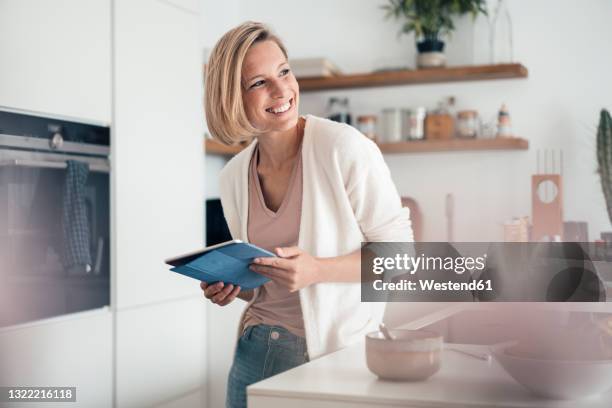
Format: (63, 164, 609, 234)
(241, 40, 299, 135)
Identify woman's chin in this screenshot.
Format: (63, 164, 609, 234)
(257, 115, 299, 134)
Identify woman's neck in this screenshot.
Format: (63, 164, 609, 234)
(256, 117, 305, 170)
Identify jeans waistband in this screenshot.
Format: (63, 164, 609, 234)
(244, 324, 307, 349)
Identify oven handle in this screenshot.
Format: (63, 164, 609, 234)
(0, 158, 110, 173)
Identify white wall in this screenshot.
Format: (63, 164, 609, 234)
(233, 0, 612, 242)
(201, 0, 242, 201)
(204, 0, 612, 242)
(202, 0, 612, 405)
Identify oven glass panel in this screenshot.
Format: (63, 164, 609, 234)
(0, 164, 110, 327)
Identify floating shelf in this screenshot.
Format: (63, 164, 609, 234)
(297, 63, 528, 92)
(205, 137, 528, 156)
(204, 63, 530, 156)
(204, 139, 245, 155)
(377, 137, 528, 154)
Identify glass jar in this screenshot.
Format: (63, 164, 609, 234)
(381, 108, 402, 143)
(402, 107, 426, 140)
(327, 97, 352, 125)
(357, 115, 377, 141)
(488, 0, 514, 63)
(456, 110, 479, 138)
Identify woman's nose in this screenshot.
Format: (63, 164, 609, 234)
(268, 79, 287, 98)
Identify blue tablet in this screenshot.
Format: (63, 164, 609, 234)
(165, 240, 274, 289)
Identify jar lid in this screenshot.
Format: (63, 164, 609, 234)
(357, 115, 377, 121)
(402, 107, 427, 114)
(457, 110, 478, 118)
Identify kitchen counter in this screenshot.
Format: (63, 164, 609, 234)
(248, 304, 612, 408)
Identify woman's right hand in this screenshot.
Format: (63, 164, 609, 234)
(200, 281, 241, 306)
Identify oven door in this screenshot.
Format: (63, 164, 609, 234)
(0, 149, 110, 327)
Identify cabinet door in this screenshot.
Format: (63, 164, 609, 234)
(0, 0, 111, 123)
(115, 298, 205, 408)
(0, 309, 113, 408)
(113, 0, 205, 309)
(164, 0, 199, 14)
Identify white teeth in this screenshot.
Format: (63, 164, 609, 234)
(267, 101, 291, 114)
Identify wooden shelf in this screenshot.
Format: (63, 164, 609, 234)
(377, 137, 528, 154)
(205, 139, 245, 155)
(204, 63, 530, 156)
(205, 137, 528, 156)
(297, 63, 528, 92)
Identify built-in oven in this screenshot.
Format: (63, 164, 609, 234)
(0, 107, 110, 328)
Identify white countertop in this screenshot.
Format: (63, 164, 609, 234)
(248, 304, 612, 408)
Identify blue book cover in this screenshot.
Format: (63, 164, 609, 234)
(165, 240, 274, 290)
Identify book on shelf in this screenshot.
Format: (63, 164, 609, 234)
(290, 57, 342, 78)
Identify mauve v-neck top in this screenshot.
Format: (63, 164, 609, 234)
(243, 142, 305, 337)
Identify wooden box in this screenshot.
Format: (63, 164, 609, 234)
(531, 174, 563, 241)
(425, 114, 454, 140)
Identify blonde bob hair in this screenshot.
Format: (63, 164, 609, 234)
(205, 21, 288, 145)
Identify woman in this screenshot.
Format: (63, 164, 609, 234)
(202, 21, 412, 408)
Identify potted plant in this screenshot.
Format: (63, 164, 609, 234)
(383, 0, 488, 68)
(597, 109, 612, 227)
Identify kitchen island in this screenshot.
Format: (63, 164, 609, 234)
(248, 304, 612, 408)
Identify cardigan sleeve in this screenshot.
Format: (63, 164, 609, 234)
(340, 132, 414, 243)
(216, 140, 260, 242)
(218, 158, 243, 241)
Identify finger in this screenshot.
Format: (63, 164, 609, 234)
(250, 264, 287, 279)
(275, 246, 301, 258)
(204, 281, 223, 296)
(200, 281, 208, 291)
(212, 284, 234, 304)
(204, 281, 224, 298)
(250, 265, 292, 285)
(252, 256, 293, 270)
(218, 286, 241, 306)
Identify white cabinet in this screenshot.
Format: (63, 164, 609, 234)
(115, 298, 205, 408)
(0, 0, 111, 123)
(206, 302, 244, 408)
(113, 2, 206, 403)
(164, 0, 200, 14)
(0, 1, 207, 406)
(0, 309, 113, 408)
(113, 0, 205, 309)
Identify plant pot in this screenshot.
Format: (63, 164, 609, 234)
(416, 39, 446, 68)
(417, 39, 445, 53)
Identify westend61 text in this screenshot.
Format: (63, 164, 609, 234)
(373, 279, 493, 292)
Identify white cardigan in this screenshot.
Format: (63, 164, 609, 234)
(219, 115, 413, 359)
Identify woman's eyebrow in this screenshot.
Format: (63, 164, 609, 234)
(244, 61, 288, 82)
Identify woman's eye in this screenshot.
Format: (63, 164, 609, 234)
(280, 68, 290, 76)
(251, 80, 265, 88)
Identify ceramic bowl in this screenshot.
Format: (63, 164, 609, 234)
(365, 329, 442, 381)
(491, 342, 612, 399)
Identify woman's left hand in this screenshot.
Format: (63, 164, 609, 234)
(250, 247, 322, 292)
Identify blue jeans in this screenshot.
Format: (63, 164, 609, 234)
(226, 324, 309, 408)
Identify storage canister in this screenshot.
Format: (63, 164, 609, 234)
(381, 108, 402, 143)
(357, 115, 377, 141)
(327, 97, 352, 125)
(425, 113, 454, 140)
(402, 107, 426, 140)
(456, 110, 479, 138)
